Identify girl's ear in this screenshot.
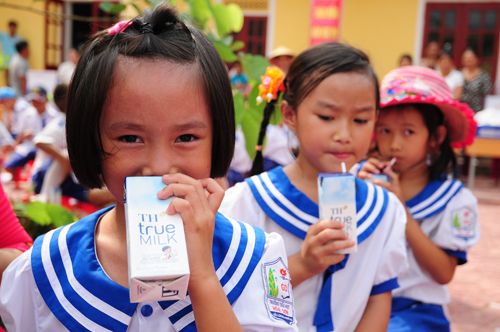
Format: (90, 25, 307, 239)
(429, 125, 447, 150)
(436, 125, 447, 145)
(281, 100, 297, 132)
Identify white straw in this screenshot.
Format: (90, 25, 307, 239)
(341, 162, 347, 173)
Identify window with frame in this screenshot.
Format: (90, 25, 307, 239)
(233, 16, 267, 56)
(424, 2, 500, 82)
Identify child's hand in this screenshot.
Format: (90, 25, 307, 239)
(157, 174, 225, 284)
(358, 158, 404, 203)
(290, 220, 354, 286)
(357, 158, 390, 179)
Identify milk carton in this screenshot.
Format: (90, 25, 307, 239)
(124, 176, 189, 303)
(318, 172, 358, 254)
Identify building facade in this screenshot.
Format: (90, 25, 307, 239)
(1, 0, 499, 89)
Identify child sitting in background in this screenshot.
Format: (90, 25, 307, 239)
(4, 87, 59, 176)
(358, 66, 480, 332)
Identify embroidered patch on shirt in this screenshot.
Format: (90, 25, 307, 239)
(452, 208, 476, 240)
(262, 257, 294, 325)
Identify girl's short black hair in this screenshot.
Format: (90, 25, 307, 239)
(382, 104, 456, 180)
(283, 42, 380, 110)
(66, 3, 234, 189)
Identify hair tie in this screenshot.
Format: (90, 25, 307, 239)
(140, 23, 154, 34)
(255, 145, 263, 152)
(109, 20, 133, 36)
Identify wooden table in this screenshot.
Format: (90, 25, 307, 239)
(463, 138, 500, 189)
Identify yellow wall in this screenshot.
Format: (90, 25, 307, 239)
(342, 0, 419, 78)
(274, 0, 311, 56)
(0, 0, 47, 86)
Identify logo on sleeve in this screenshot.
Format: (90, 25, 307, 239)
(452, 208, 476, 240)
(262, 257, 294, 325)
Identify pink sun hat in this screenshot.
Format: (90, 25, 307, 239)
(380, 66, 476, 146)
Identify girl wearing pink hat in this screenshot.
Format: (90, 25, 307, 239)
(359, 66, 480, 331)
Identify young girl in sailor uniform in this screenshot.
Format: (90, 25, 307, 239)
(220, 43, 409, 332)
(0, 4, 297, 332)
(358, 66, 480, 332)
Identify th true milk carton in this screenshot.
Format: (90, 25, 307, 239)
(318, 172, 358, 253)
(124, 176, 189, 303)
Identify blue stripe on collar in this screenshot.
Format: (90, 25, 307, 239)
(406, 178, 464, 220)
(31, 206, 135, 332)
(246, 167, 389, 245)
(32, 209, 266, 332)
(159, 213, 266, 332)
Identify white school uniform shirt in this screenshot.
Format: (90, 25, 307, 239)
(31, 114, 66, 179)
(263, 124, 298, 166)
(393, 178, 480, 305)
(229, 126, 252, 174)
(0, 207, 298, 332)
(220, 167, 408, 332)
(440, 69, 464, 94)
(12, 105, 43, 156)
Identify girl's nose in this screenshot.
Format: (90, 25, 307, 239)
(390, 135, 402, 151)
(140, 148, 179, 177)
(333, 122, 352, 143)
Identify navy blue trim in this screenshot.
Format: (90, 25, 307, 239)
(246, 168, 389, 245)
(406, 179, 464, 220)
(370, 277, 399, 295)
(443, 249, 467, 265)
(32, 206, 135, 332)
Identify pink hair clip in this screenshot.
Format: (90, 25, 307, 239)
(109, 20, 133, 36)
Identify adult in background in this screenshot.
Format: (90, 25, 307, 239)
(57, 47, 79, 84)
(419, 41, 441, 69)
(460, 48, 494, 181)
(0, 21, 23, 85)
(438, 52, 463, 101)
(268, 46, 295, 74)
(8, 41, 30, 96)
(399, 54, 413, 67)
(461, 48, 492, 113)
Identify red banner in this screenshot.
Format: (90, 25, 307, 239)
(309, 0, 343, 46)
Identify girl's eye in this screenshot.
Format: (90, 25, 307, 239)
(404, 129, 414, 135)
(378, 128, 389, 134)
(119, 135, 142, 143)
(354, 119, 368, 124)
(318, 115, 333, 121)
(176, 134, 198, 143)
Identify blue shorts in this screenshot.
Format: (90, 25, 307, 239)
(5, 150, 36, 169)
(388, 297, 450, 332)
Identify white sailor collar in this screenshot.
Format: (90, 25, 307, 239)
(31, 207, 266, 332)
(406, 178, 464, 220)
(245, 166, 389, 244)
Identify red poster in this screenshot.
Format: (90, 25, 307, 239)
(309, 0, 343, 46)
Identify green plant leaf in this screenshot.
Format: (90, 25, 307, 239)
(269, 93, 283, 125)
(230, 40, 245, 51)
(190, 0, 212, 26)
(221, 35, 234, 47)
(226, 3, 244, 33)
(239, 53, 269, 84)
(46, 204, 76, 228)
(25, 202, 52, 226)
(99, 2, 126, 15)
(213, 4, 230, 38)
(233, 92, 245, 127)
(212, 41, 237, 63)
(241, 106, 263, 159)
